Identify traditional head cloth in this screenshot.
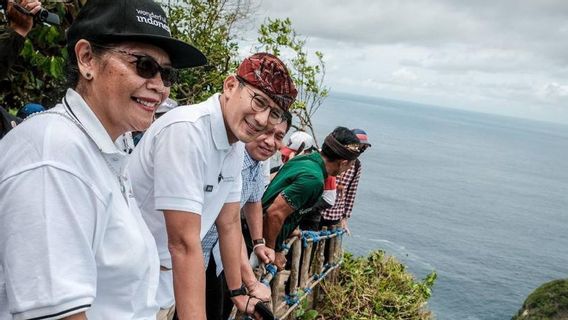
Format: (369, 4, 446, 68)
(236, 53, 298, 111)
(323, 134, 361, 161)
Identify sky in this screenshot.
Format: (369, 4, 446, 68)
(238, 0, 568, 124)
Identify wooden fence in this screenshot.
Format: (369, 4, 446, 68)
(229, 226, 346, 320)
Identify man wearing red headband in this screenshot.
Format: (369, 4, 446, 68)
(320, 128, 372, 234)
(129, 53, 296, 319)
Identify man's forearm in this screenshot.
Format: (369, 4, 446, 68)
(263, 195, 295, 250)
(217, 202, 244, 291)
(164, 210, 205, 320)
(263, 212, 284, 249)
(243, 202, 263, 240)
(240, 238, 257, 287)
(170, 243, 206, 319)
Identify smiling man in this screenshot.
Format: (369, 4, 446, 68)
(128, 53, 297, 320)
(202, 117, 292, 320)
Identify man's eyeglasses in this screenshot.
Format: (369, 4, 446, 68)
(239, 80, 288, 125)
(93, 44, 178, 87)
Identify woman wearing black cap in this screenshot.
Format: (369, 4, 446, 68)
(0, 0, 206, 319)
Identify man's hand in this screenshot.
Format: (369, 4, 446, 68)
(340, 218, 351, 236)
(274, 251, 287, 270)
(232, 295, 266, 320)
(254, 244, 275, 264)
(290, 227, 301, 239)
(7, 0, 42, 37)
(246, 280, 271, 302)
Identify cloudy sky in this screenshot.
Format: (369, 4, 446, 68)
(240, 0, 568, 124)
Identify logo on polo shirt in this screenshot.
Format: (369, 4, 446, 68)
(135, 9, 170, 34)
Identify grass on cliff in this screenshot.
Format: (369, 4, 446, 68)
(317, 250, 437, 320)
(512, 279, 568, 320)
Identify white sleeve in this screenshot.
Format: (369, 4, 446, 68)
(226, 166, 243, 203)
(321, 189, 337, 206)
(153, 123, 207, 214)
(0, 164, 105, 319)
(225, 145, 244, 203)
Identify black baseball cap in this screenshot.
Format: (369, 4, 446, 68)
(66, 0, 207, 68)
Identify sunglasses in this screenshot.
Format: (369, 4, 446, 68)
(93, 44, 178, 87)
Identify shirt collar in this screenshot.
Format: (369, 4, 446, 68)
(208, 93, 231, 151)
(243, 150, 259, 170)
(313, 152, 328, 179)
(63, 89, 125, 156)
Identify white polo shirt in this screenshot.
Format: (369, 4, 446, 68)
(128, 93, 244, 308)
(0, 89, 160, 320)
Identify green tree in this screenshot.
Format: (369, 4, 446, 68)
(0, 0, 256, 111)
(255, 18, 329, 146)
(0, 3, 70, 111)
(165, 0, 256, 105)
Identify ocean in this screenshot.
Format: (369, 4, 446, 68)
(310, 93, 568, 320)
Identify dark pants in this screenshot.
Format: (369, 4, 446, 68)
(320, 218, 340, 229)
(319, 218, 341, 263)
(205, 254, 233, 320)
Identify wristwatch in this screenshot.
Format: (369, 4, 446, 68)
(252, 238, 266, 246)
(228, 284, 248, 297)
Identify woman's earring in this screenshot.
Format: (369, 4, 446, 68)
(85, 72, 92, 80)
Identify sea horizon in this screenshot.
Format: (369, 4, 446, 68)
(311, 93, 568, 319)
(329, 90, 568, 128)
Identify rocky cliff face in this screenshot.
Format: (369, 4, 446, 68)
(512, 279, 568, 320)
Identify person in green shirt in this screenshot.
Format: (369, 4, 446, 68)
(256, 126, 362, 269)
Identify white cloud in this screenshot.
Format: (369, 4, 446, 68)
(392, 68, 419, 83)
(536, 82, 568, 104)
(241, 0, 568, 124)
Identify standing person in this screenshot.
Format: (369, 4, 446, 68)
(280, 131, 316, 163)
(249, 127, 362, 269)
(0, 0, 42, 139)
(0, 0, 207, 319)
(203, 116, 292, 320)
(320, 128, 372, 233)
(0, 0, 42, 79)
(269, 130, 315, 179)
(0, 106, 20, 139)
(128, 53, 297, 320)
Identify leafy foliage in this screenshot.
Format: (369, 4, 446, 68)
(318, 251, 437, 320)
(164, 0, 255, 105)
(255, 18, 329, 146)
(0, 0, 255, 111)
(0, 3, 70, 111)
(293, 290, 320, 320)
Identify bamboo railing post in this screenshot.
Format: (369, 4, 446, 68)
(271, 270, 290, 318)
(328, 226, 337, 265)
(327, 226, 338, 282)
(289, 238, 301, 295)
(299, 241, 313, 288)
(310, 228, 327, 307)
(310, 227, 327, 276)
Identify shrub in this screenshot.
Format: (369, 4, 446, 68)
(319, 250, 436, 320)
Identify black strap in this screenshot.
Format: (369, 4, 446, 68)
(27, 304, 91, 320)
